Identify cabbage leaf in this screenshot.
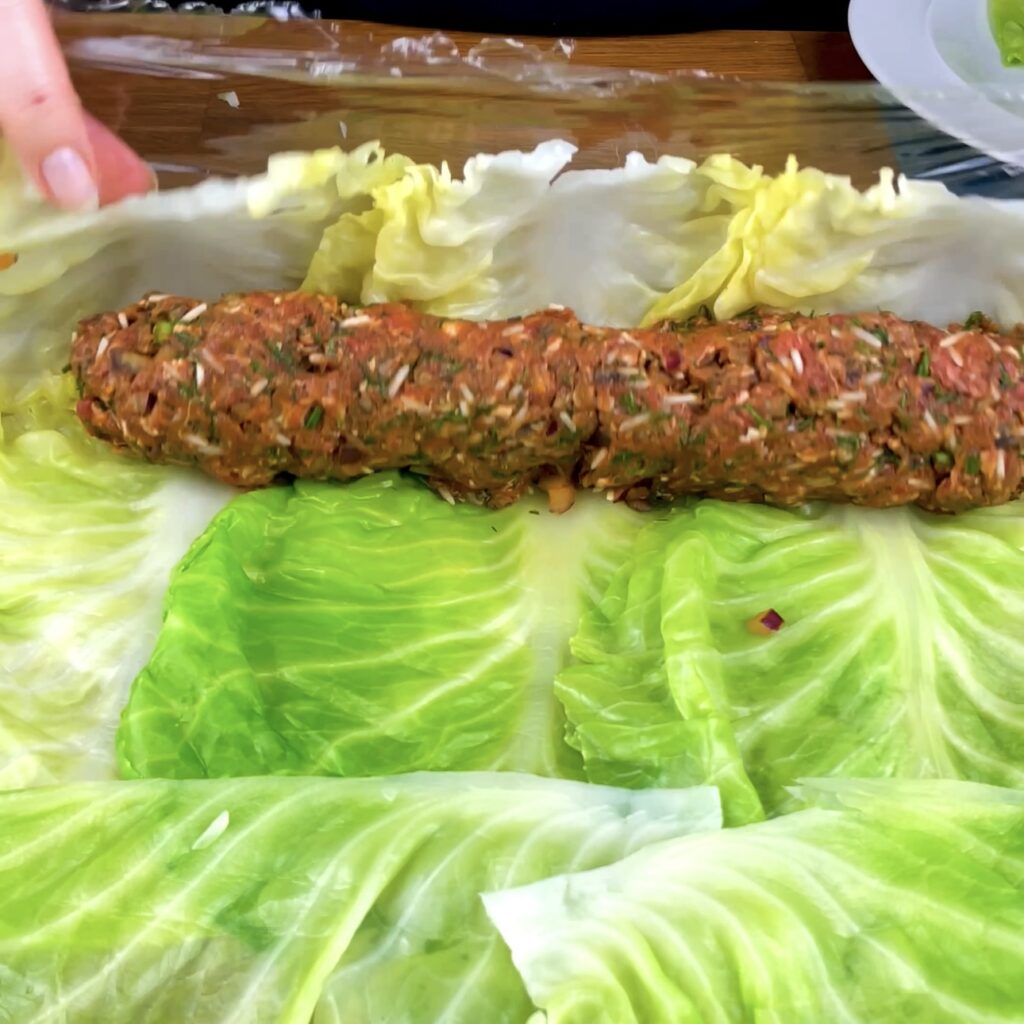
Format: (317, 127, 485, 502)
(313, 775, 719, 1024)
(991, 0, 1024, 67)
(558, 500, 1024, 820)
(0, 772, 719, 1024)
(555, 508, 764, 826)
(305, 140, 575, 313)
(296, 144, 1024, 333)
(643, 155, 1024, 328)
(0, 141, 402, 400)
(118, 475, 643, 782)
(485, 778, 1024, 1024)
(303, 143, 736, 326)
(0, 378, 230, 790)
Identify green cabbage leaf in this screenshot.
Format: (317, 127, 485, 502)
(118, 475, 643, 782)
(991, 0, 1024, 66)
(555, 508, 764, 826)
(558, 500, 1024, 821)
(485, 778, 1024, 1024)
(0, 773, 719, 1024)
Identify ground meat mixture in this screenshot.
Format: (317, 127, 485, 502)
(71, 293, 1024, 513)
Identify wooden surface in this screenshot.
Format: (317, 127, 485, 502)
(58, 13, 887, 186)
(463, 28, 873, 81)
(59, 15, 873, 84)
(246, 23, 871, 81)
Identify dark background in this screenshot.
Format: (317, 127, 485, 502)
(199, 0, 852, 35)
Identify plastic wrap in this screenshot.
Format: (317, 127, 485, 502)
(51, 7, 1024, 197)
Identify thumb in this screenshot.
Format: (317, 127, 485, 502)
(0, 0, 98, 209)
(86, 114, 155, 206)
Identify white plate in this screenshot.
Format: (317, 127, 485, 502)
(849, 0, 1024, 166)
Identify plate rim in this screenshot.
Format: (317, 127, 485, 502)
(849, 0, 1024, 167)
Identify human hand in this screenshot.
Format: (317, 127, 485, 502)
(0, 0, 154, 208)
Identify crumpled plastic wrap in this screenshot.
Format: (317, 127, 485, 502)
(56, 1, 316, 16)
(52, 6, 1024, 197)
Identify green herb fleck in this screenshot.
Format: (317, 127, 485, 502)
(421, 350, 465, 373)
(670, 305, 717, 332)
(836, 434, 860, 453)
(965, 453, 981, 475)
(875, 449, 901, 469)
(688, 304, 715, 327)
(153, 320, 172, 344)
(932, 451, 953, 470)
(620, 391, 641, 415)
(1000, 367, 1013, 390)
(916, 351, 930, 377)
(269, 343, 296, 370)
(304, 406, 324, 429)
(744, 404, 770, 429)
(965, 311, 985, 330)
(869, 325, 889, 345)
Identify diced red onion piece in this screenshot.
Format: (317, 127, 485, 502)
(747, 608, 784, 636)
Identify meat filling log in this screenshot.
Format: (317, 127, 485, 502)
(71, 292, 1024, 513)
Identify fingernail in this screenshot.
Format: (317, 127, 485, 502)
(40, 147, 99, 210)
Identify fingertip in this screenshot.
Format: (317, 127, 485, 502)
(38, 145, 99, 211)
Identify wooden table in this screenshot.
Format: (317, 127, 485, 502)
(59, 13, 889, 187)
(406, 27, 873, 81)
